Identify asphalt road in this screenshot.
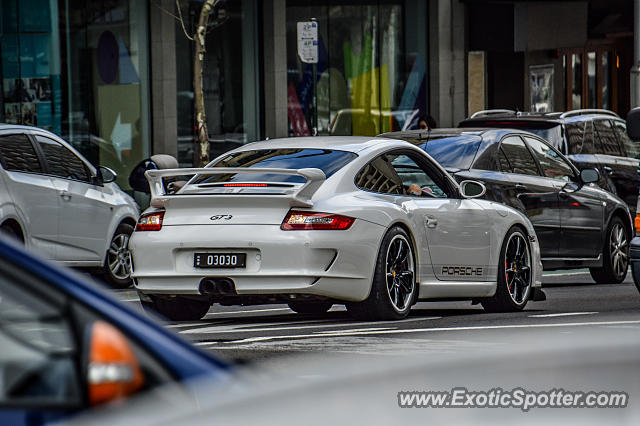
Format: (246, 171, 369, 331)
(110, 270, 640, 365)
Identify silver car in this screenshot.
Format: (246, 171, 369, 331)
(130, 136, 543, 320)
(0, 124, 139, 287)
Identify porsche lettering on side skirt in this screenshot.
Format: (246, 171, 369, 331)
(441, 266, 484, 276)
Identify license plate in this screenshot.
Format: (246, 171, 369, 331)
(194, 253, 246, 268)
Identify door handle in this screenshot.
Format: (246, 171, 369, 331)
(425, 216, 438, 228)
(514, 184, 528, 192)
(59, 190, 72, 201)
(603, 166, 613, 175)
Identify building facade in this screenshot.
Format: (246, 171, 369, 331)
(0, 0, 635, 191)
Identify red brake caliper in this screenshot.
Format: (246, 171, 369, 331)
(505, 259, 511, 290)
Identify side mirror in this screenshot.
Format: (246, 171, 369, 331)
(580, 168, 599, 184)
(460, 180, 486, 198)
(98, 166, 117, 184)
(87, 321, 144, 406)
(627, 107, 640, 140)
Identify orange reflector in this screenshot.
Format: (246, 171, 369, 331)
(635, 214, 640, 233)
(88, 321, 144, 406)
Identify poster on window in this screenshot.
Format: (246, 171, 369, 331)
(529, 65, 554, 113)
(3, 77, 53, 129)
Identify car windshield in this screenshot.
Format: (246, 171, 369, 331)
(417, 136, 482, 170)
(197, 149, 358, 184)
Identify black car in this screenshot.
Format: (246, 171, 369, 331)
(459, 109, 640, 215)
(380, 128, 632, 284)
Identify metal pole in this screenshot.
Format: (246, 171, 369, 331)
(632, 0, 640, 109)
(311, 18, 318, 136)
(312, 63, 318, 135)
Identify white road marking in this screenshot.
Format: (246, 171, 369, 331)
(314, 327, 394, 335)
(181, 316, 441, 335)
(529, 312, 598, 318)
(166, 322, 210, 328)
(218, 320, 640, 345)
(171, 318, 336, 330)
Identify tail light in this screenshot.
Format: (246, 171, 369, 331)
(635, 213, 640, 236)
(136, 211, 165, 231)
(281, 211, 355, 230)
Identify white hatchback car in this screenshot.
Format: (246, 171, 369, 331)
(0, 124, 139, 287)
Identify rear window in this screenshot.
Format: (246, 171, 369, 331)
(416, 136, 482, 170)
(200, 149, 357, 184)
(462, 120, 565, 151)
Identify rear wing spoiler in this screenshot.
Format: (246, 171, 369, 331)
(144, 167, 326, 208)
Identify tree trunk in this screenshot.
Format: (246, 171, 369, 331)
(193, 0, 217, 167)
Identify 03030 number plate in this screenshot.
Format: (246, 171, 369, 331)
(194, 253, 246, 268)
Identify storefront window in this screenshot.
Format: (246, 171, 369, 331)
(602, 51, 610, 110)
(587, 51, 596, 108)
(286, 1, 427, 137)
(571, 53, 582, 110)
(1, 0, 150, 191)
(59, 0, 150, 191)
(175, 0, 259, 167)
(1, 0, 62, 134)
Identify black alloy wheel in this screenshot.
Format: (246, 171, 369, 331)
(590, 217, 629, 284)
(347, 226, 417, 320)
(482, 226, 532, 312)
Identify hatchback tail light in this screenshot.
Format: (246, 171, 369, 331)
(136, 211, 165, 231)
(281, 211, 355, 230)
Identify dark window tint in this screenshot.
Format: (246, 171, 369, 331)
(355, 152, 447, 197)
(0, 134, 43, 173)
(36, 136, 90, 182)
(203, 149, 357, 184)
(594, 120, 623, 156)
(497, 148, 512, 172)
(612, 121, 640, 159)
(583, 120, 596, 154)
(418, 136, 482, 170)
(564, 121, 595, 154)
(0, 264, 81, 406)
(524, 137, 574, 181)
(499, 136, 539, 176)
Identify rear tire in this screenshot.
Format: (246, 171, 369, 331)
(288, 301, 333, 315)
(481, 226, 532, 313)
(589, 217, 628, 284)
(346, 226, 417, 321)
(147, 296, 211, 321)
(103, 223, 134, 289)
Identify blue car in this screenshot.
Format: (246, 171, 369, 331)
(0, 236, 229, 425)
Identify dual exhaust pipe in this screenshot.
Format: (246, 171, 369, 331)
(199, 278, 236, 296)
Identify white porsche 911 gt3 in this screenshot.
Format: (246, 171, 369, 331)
(129, 137, 543, 321)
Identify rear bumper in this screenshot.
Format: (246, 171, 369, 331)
(129, 221, 385, 302)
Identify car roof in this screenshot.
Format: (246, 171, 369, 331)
(380, 127, 519, 142)
(223, 136, 411, 154)
(461, 109, 621, 126)
(0, 123, 54, 132)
